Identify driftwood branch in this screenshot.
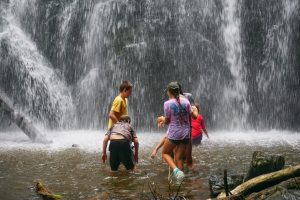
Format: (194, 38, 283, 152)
(217, 164, 300, 199)
(36, 180, 62, 200)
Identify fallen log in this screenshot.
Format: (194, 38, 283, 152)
(217, 164, 300, 199)
(0, 91, 50, 143)
(246, 177, 300, 200)
(36, 180, 62, 200)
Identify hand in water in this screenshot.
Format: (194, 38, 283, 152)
(102, 153, 107, 163)
(151, 149, 157, 159)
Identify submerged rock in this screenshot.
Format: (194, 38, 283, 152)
(208, 174, 244, 197)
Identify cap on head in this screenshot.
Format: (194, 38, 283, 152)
(165, 81, 180, 92)
(119, 115, 131, 123)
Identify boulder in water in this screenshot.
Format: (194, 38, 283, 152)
(244, 151, 285, 181)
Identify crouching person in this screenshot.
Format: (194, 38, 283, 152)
(102, 115, 139, 171)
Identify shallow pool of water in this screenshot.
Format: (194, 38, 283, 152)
(0, 130, 299, 199)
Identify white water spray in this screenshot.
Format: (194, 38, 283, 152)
(0, 1, 76, 127)
(222, 0, 249, 129)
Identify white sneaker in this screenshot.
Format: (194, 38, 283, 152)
(170, 168, 185, 186)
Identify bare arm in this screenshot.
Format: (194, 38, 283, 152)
(155, 136, 166, 151)
(151, 136, 166, 159)
(102, 135, 109, 163)
(203, 128, 209, 139)
(133, 137, 139, 163)
(109, 110, 119, 124)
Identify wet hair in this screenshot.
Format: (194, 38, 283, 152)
(176, 82, 183, 95)
(119, 80, 133, 92)
(119, 115, 131, 123)
(168, 88, 181, 104)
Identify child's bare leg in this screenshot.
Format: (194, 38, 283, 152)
(175, 143, 187, 171)
(162, 139, 177, 170)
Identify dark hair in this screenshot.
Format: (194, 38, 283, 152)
(119, 115, 131, 123)
(168, 88, 180, 102)
(176, 82, 183, 95)
(119, 80, 133, 92)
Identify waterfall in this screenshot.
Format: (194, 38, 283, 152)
(0, 0, 76, 128)
(1, 0, 300, 131)
(256, 0, 299, 129)
(221, 0, 249, 129)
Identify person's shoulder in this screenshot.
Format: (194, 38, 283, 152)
(120, 121, 132, 128)
(164, 99, 172, 104)
(183, 92, 195, 105)
(180, 96, 190, 104)
(183, 92, 192, 97)
(114, 95, 123, 101)
(113, 96, 126, 105)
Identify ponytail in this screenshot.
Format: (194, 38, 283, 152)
(170, 88, 181, 107)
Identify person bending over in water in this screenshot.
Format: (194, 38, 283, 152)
(191, 104, 209, 146)
(157, 82, 197, 185)
(102, 115, 139, 171)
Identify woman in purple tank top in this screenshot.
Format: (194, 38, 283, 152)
(157, 82, 197, 185)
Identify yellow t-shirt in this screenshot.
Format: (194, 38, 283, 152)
(108, 95, 128, 129)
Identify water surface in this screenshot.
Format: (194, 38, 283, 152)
(0, 130, 299, 199)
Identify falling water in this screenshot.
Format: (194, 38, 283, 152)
(221, 0, 249, 129)
(0, 1, 76, 128)
(256, 0, 299, 129)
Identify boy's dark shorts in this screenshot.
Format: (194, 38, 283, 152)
(109, 139, 134, 171)
(192, 134, 203, 146)
(168, 138, 190, 145)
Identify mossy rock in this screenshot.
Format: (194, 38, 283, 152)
(244, 151, 285, 181)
